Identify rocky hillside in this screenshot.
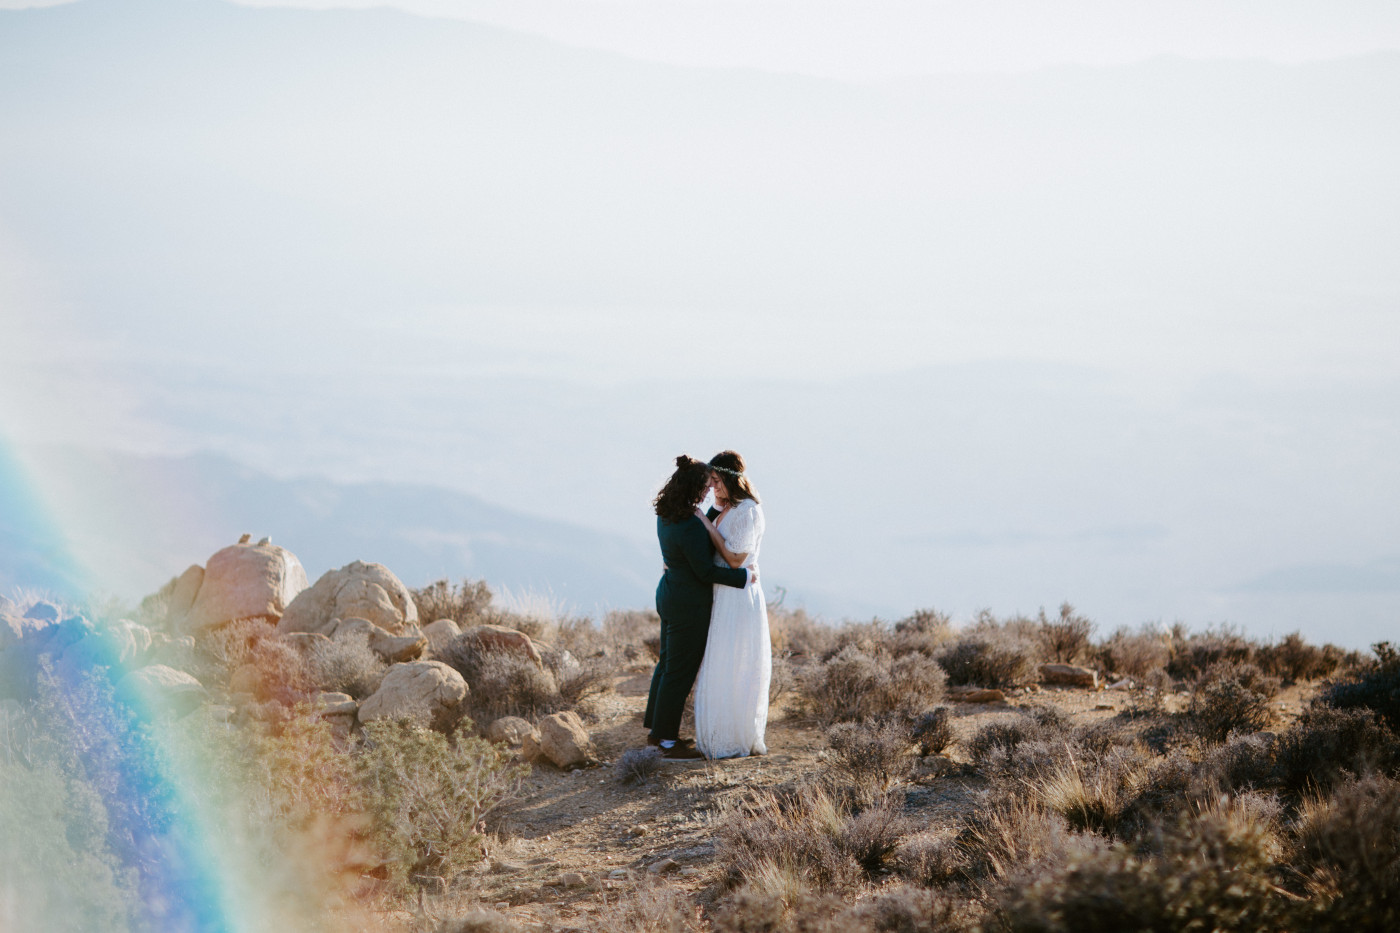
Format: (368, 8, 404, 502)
(2, 539, 1398, 932)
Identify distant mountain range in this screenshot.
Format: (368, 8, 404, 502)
(4, 446, 657, 614)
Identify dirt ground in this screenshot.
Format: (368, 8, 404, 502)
(375, 669, 1322, 931)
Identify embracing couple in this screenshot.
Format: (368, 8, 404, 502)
(643, 451, 771, 760)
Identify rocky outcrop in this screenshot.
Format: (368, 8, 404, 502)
(182, 541, 309, 634)
(1039, 663, 1099, 688)
(526, 711, 596, 768)
(357, 660, 467, 731)
(117, 664, 207, 718)
(278, 561, 419, 636)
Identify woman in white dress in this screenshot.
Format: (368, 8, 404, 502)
(692, 450, 771, 759)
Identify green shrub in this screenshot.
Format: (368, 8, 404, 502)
(354, 721, 527, 887)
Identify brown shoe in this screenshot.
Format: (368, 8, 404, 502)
(661, 742, 705, 760)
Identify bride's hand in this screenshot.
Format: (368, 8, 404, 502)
(695, 507, 711, 524)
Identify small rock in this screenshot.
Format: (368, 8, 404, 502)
(1094, 703, 1115, 711)
(559, 871, 587, 888)
(608, 869, 629, 880)
(680, 867, 701, 877)
(535, 710, 598, 768)
(1039, 663, 1099, 688)
(486, 715, 537, 746)
(1109, 677, 1134, 690)
(648, 858, 679, 875)
(317, 691, 359, 717)
(329, 616, 426, 662)
(490, 860, 525, 875)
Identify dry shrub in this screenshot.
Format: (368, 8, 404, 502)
(1037, 602, 1093, 663)
(958, 801, 1075, 882)
(717, 784, 909, 893)
(439, 910, 523, 933)
(768, 607, 838, 660)
(912, 707, 954, 757)
(1096, 624, 1172, 679)
(410, 578, 494, 628)
(839, 885, 977, 933)
(306, 632, 386, 699)
(247, 636, 316, 705)
(437, 631, 611, 720)
(1275, 705, 1400, 795)
(1167, 624, 1255, 682)
(891, 609, 955, 657)
(353, 721, 528, 887)
(201, 616, 276, 676)
(1320, 641, 1400, 732)
(1254, 631, 1346, 684)
(1189, 662, 1279, 742)
(936, 636, 1033, 688)
(717, 785, 862, 891)
(799, 645, 946, 725)
(895, 829, 968, 887)
(768, 651, 795, 706)
(589, 881, 703, 933)
(827, 721, 914, 795)
(614, 746, 663, 785)
(968, 708, 1072, 779)
(1297, 774, 1400, 929)
(1034, 747, 1152, 837)
(995, 794, 1289, 933)
(601, 608, 659, 662)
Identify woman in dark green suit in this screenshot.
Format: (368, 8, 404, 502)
(643, 455, 753, 758)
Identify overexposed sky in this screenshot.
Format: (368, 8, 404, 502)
(8, 0, 1400, 78)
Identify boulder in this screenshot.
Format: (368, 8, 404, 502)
(1039, 663, 1099, 689)
(358, 661, 467, 732)
(316, 691, 359, 717)
(331, 617, 426, 663)
(423, 618, 462, 653)
(486, 715, 537, 747)
(464, 624, 543, 667)
(533, 711, 597, 768)
(117, 665, 207, 718)
(278, 561, 418, 636)
(182, 541, 309, 634)
(168, 564, 205, 617)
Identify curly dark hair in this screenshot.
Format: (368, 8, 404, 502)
(709, 450, 760, 504)
(654, 455, 711, 523)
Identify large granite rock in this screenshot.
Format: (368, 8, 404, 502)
(278, 561, 419, 636)
(182, 541, 309, 634)
(357, 661, 467, 732)
(485, 715, 537, 747)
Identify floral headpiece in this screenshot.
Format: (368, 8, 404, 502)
(710, 464, 743, 478)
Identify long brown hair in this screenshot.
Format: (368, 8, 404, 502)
(709, 450, 759, 504)
(654, 455, 711, 522)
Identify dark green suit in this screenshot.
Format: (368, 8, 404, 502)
(644, 513, 750, 742)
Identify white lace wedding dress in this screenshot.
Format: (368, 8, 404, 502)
(694, 498, 770, 759)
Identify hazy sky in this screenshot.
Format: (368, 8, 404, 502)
(2, 0, 1398, 645)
